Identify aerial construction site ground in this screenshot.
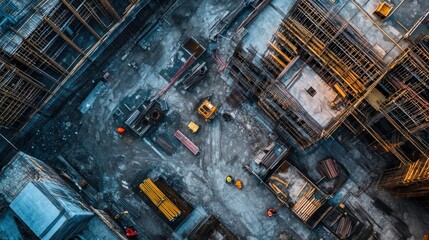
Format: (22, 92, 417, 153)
(23, 0, 429, 239)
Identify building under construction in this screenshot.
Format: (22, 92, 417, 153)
(0, 0, 173, 142)
(230, 0, 429, 202)
(0, 0, 429, 239)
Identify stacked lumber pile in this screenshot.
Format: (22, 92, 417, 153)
(155, 136, 175, 155)
(317, 158, 340, 179)
(292, 187, 323, 222)
(139, 178, 182, 222)
(268, 176, 289, 201)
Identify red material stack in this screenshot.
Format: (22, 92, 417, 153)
(174, 130, 199, 155)
(336, 216, 352, 239)
(317, 158, 340, 179)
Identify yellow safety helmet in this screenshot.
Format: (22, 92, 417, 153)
(226, 176, 233, 183)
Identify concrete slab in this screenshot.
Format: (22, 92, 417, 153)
(242, 5, 282, 55)
(240, 0, 299, 56)
(282, 65, 343, 128)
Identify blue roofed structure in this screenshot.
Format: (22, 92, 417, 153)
(0, 152, 94, 239)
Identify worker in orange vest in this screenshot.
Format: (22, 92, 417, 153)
(234, 180, 243, 189)
(267, 208, 277, 217)
(117, 127, 126, 134)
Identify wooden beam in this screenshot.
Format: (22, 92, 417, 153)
(62, 0, 101, 40)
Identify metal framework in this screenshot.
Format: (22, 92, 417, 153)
(0, 0, 169, 134)
(379, 158, 429, 199)
(229, 44, 272, 99)
(266, 0, 385, 99)
(351, 38, 429, 164)
(258, 82, 322, 147)
(229, 0, 389, 148)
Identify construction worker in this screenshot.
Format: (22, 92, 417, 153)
(267, 208, 277, 217)
(117, 127, 126, 134)
(234, 180, 243, 189)
(226, 175, 233, 183)
(125, 227, 138, 238)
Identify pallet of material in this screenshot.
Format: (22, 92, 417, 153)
(155, 136, 175, 155)
(317, 158, 340, 179)
(154, 178, 193, 227)
(261, 145, 290, 169)
(174, 130, 199, 155)
(139, 178, 193, 228)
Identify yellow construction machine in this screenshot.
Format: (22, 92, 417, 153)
(197, 100, 217, 121)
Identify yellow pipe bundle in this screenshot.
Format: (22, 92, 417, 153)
(139, 179, 182, 221)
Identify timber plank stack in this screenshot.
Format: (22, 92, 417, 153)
(292, 187, 323, 222)
(174, 130, 199, 155)
(139, 178, 193, 228)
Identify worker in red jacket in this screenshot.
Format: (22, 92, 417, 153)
(125, 227, 138, 238)
(267, 208, 277, 217)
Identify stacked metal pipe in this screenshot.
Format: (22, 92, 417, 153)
(139, 179, 182, 222)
